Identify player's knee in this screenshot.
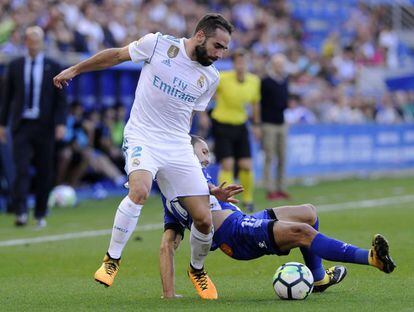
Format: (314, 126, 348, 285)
(128, 184, 150, 204)
(289, 223, 316, 247)
(302, 203, 317, 225)
(192, 214, 212, 234)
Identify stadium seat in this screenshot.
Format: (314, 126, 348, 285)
(99, 71, 117, 108)
(78, 72, 98, 111)
(119, 71, 139, 110)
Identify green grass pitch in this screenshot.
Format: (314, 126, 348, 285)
(1, 176, 413, 311)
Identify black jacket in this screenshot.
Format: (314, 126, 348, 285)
(0, 56, 67, 132)
(260, 75, 289, 125)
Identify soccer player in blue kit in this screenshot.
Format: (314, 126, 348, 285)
(159, 135, 396, 298)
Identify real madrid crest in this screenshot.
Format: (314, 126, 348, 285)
(197, 75, 205, 88)
(167, 45, 179, 58)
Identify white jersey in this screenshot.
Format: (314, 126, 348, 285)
(125, 33, 220, 144)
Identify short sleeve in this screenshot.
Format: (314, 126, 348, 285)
(193, 77, 219, 111)
(128, 32, 159, 64)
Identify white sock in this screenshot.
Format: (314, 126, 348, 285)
(107, 196, 143, 259)
(189, 223, 213, 270)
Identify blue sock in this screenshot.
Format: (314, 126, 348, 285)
(300, 218, 325, 281)
(310, 233, 369, 264)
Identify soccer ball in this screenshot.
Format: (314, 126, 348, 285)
(48, 185, 77, 208)
(272, 262, 314, 300)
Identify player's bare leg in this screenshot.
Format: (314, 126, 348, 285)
(271, 204, 317, 225)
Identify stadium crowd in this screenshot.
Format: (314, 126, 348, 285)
(0, 0, 414, 189)
(1, 0, 413, 125)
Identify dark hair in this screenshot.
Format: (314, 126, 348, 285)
(194, 13, 234, 38)
(344, 45, 354, 53)
(190, 134, 206, 146)
(289, 93, 301, 101)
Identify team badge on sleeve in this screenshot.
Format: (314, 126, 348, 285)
(167, 45, 179, 58)
(197, 75, 205, 88)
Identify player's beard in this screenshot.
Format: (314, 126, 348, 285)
(195, 40, 216, 66)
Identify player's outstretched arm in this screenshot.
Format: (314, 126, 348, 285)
(160, 229, 183, 299)
(53, 46, 131, 89)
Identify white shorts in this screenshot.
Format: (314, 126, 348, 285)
(122, 136, 209, 201)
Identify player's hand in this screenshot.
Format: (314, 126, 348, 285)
(161, 294, 183, 299)
(53, 66, 77, 89)
(210, 182, 244, 203)
(225, 196, 239, 204)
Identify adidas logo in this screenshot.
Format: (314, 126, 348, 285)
(161, 59, 171, 67)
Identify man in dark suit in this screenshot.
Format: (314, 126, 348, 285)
(0, 26, 67, 227)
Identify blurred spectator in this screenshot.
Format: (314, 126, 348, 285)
(82, 109, 126, 186)
(322, 32, 340, 58)
(95, 107, 124, 171)
(375, 93, 402, 124)
(284, 93, 316, 124)
(76, 2, 104, 53)
(260, 53, 290, 201)
(396, 91, 414, 122)
(0, 28, 24, 55)
(379, 24, 399, 69)
(111, 103, 126, 147)
(56, 101, 90, 186)
(57, 103, 126, 187)
(44, 4, 74, 53)
(285, 48, 309, 76)
(332, 45, 357, 83)
(0, 26, 67, 228)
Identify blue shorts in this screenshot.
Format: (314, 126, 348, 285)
(212, 209, 289, 260)
(250, 208, 275, 220)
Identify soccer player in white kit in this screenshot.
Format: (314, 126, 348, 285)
(53, 14, 233, 300)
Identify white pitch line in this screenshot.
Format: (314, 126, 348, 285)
(317, 194, 414, 212)
(0, 223, 163, 247)
(1, 194, 413, 248)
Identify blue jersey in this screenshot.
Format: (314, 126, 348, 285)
(161, 169, 286, 260)
(212, 209, 289, 260)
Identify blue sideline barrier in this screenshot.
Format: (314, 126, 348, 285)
(254, 124, 414, 180)
(206, 123, 414, 185)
